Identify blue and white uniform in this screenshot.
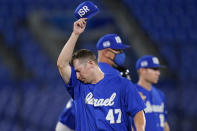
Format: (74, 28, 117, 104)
(58, 33, 133, 130)
(135, 84, 167, 131)
(65, 64, 145, 131)
(58, 62, 139, 130)
(58, 62, 124, 128)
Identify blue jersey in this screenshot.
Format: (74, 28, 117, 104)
(58, 62, 140, 130)
(58, 62, 122, 127)
(135, 84, 167, 131)
(58, 98, 75, 130)
(65, 65, 145, 131)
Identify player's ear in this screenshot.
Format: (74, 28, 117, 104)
(103, 49, 112, 57)
(98, 49, 108, 58)
(139, 68, 145, 74)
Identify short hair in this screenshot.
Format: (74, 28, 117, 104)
(71, 49, 97, 65)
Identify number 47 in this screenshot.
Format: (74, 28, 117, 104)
(106, 109, 122, 124)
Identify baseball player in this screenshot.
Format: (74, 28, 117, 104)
(134, 55, 170, 131)
(56, 34, 133, 131)
(57, 18, 146, 131)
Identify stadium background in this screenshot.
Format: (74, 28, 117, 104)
(0, 0, 197, 130)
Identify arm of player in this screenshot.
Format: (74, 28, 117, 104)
(133, 110, 146, 131)
(164, 122, 170, 131)
(57, 18, 87, 84)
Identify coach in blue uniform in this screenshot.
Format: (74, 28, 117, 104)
(134, 55, 170, 131)
(97, 34, 131, 80)
(56, 33, 133, 131)
(57, 18, 146, 131)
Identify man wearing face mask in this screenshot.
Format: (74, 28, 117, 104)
(97, 34, 131, 80)
(56, 33, 140, 131)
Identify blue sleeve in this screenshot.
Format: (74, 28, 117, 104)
(123, 80, 146, 118)
(65, 65, 80, 99)
(59, 99, 75, 129)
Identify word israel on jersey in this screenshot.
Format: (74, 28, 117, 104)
(85, 92, 116, 107)
(144, 101, 164, 113)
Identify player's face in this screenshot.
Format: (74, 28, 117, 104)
(73, 59, 93, 83)
(144, 68, 160, 84)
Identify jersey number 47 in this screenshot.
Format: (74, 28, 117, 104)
(106, 109, 122, 124)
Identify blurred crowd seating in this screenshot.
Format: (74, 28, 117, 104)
(0, 0, 80, 130)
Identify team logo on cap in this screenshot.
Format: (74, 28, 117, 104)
(103, 41, 110, 48)
(74, 1, 99, 20)
(152, 57, 159, 64)
(115, 36, 122, 44)
(141, 61, 148, 67)
(78, 6, 90, 17)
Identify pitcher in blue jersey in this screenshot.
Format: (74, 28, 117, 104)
(134, 55, 170, 131)
(56, 33, 133, 131)
(57, 18, 146, 131)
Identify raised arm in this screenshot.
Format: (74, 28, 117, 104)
(57, 18, 87, 84)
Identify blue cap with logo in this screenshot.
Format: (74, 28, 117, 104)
(96, 34, 129, 50)
(136, 55, 165, 70)
(74, 1, 99, 20)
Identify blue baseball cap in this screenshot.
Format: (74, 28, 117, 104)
(136, 55, 165, 70)
(96, 34, 130, 50)
(74, 1, 99, 20)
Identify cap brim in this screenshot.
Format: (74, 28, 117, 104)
(111, 44, 130, 50)
(150, 65, 166, 69)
